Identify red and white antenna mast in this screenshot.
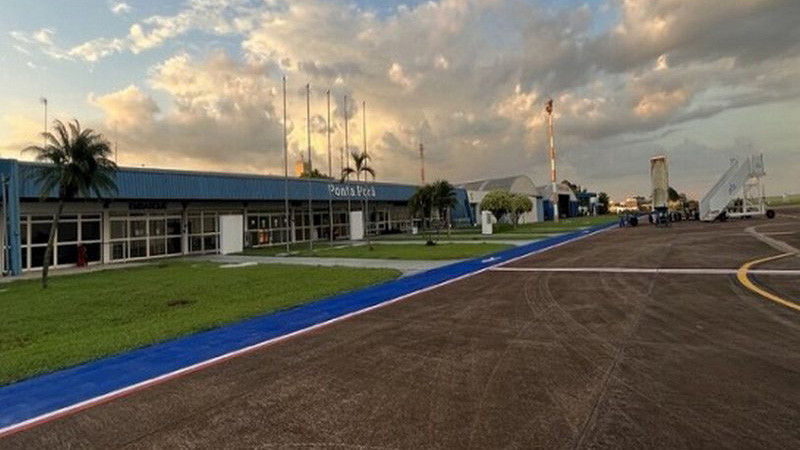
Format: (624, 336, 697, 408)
(546, 99, 559, 222)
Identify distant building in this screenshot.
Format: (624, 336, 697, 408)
(576, 191, 598, 216)
(457, 175, 544, 224)
(538, 182, 579, 220)
(610, 196, 647, 213)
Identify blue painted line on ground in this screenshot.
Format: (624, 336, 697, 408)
(0, 221, 616, 429)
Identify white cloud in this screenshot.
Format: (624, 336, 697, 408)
(32, 28, 55, 46)
(69, 0, 800, 195)
(90, 85, 160, 130)
(110, 2, 132, 15)
(435, 55, 449, 70)
(388, 63, 420, 90)
(12, 0, 258, 62)
(69, 38, 126, 62)
(9, 28, 72, 60)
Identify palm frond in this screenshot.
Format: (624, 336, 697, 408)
(52, 120, 71, 153)
(22, 118, 118, 201)
(340, 167, 356, 182)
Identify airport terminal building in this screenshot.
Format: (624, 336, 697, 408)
(0, 159, 473, 276)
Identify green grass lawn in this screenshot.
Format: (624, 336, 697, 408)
(437, 215, 616, 236)
(767, 194, 800, 206)
(0, 262, 399, 385)
(243, 242, 512, 260)
(372, 233, 555, 242)
(373, 216, 615, 242)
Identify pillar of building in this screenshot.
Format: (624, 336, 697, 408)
(102, 208, 111, 264)
(0, 160, 22, 275)
(181, 205, 189, 255)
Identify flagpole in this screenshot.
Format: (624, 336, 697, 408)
(362, 99, 371, 248)
(114, 121, 118, 165)
(306, 83, 313, 252)
(362, 100, 367, 159)
(344, 94, 351, 242)
(282, 76, 290, 254)
(327, 90, 332, 178)
(344, 95, 349, 173)
(39, 97, 47, 149)
(327, 89, 333, 246)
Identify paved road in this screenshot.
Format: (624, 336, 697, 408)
(371, 239, 541, 246)
(4, 212, 799, 449)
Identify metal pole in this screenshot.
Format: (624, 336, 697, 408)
(282, 76, 290, 254)
(546, 99, 559, 223)
(419, 143, 425, 185)
(1, 174, 7, 275)
(344, 95, 349, 172)
(344, 95, 351, 242)
(306, 84, 313, 174)
(327, 90, 332, 178)
(40, 97, 47, 149)
(114, 121, 118, 165)
(362, 100, 367, 156)
(362, 99, 370, 243)
(327, 90, 333, 246)
(306, 83, 313, 252)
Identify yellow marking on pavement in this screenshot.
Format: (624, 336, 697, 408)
(736, 253, 800, 312)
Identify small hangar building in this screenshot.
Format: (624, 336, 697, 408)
(538, 182, 579, 220)
(458, 175, 544, 224)
(0, 159, 474, 277)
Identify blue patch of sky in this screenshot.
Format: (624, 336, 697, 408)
(349, 0, 426, 18)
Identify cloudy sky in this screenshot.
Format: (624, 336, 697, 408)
(1, 0, 798, 200)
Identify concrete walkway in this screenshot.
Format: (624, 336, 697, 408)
(205, 254, 459, 276)
(371, 239, 540, 246)
(0, 261, 151, 284)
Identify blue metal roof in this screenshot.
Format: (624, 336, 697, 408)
(1, 159, 475, 222)
(12, 161, 415, 202)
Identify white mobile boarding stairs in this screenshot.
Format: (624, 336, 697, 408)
(699, 154, 773, 222)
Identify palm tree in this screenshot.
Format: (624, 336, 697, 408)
(409, 184, 436, 245)
(340, 150, 374, 182)
(341, 151, 375, 249)
(24, 119, 117, 288)
(431, 180, 457, 237)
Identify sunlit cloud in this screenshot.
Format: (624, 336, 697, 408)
(2, 0, 799, 198)
(110, 2, 132, 15)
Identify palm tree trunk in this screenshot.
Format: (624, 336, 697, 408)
(365, 195, 372, 250)
(41, 199, 65, 289)
(447, 207, 451, 238)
